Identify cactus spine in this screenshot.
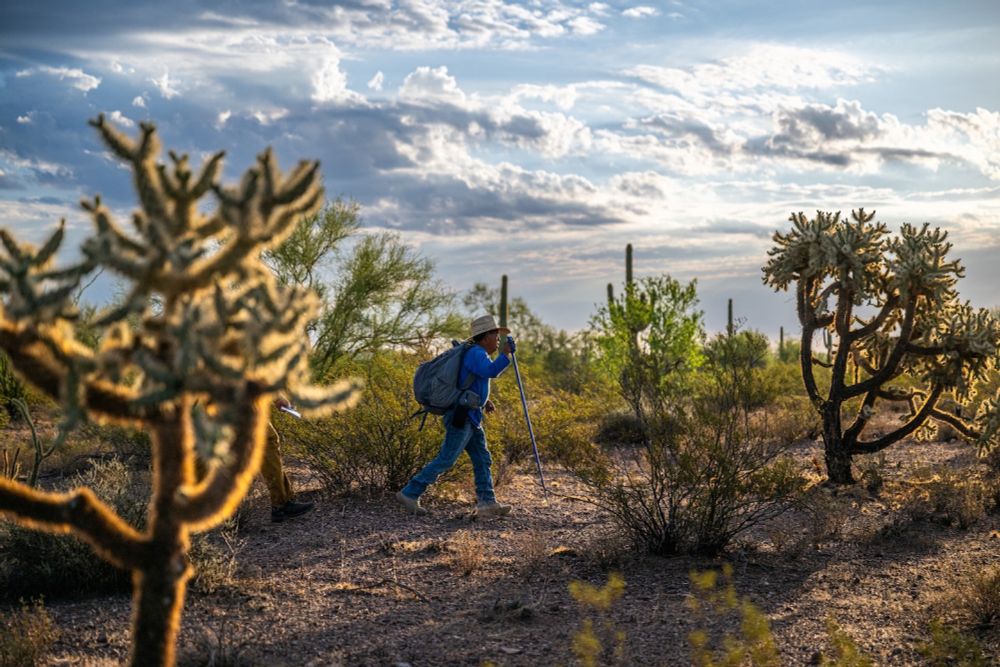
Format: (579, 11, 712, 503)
(0, 117, 362, 666)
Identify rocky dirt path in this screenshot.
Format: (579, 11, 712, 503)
(38, 437, 1000, 665)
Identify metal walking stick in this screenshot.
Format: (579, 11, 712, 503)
(508, 336, 548, 498)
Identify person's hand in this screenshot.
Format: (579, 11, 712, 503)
(502, 336, 516, 355)
(484, 399, 496, 414)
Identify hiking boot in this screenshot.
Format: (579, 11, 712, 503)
(395, 490, 428, 515)
(271, 500, 314, 523)
(476, 501, 512, 518)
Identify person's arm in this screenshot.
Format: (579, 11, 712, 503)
(466, 346, 510, 379)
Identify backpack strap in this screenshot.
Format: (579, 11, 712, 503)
(457, 343, 476, 391)
(409, 408, 431, 431)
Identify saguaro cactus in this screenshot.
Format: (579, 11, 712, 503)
(0, 117, 361, 665)
(499, 274, 508, 329)
(763, 209, 1000, 483)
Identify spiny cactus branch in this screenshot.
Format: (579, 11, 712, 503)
(0, 481, 147, 569)
(853, 384, 945, 454)
(763, 208, 1000, 483)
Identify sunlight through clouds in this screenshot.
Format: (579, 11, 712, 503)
(0, 0, 998, 334)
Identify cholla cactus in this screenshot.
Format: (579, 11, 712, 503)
(763, 209, 1000, 483)
(0, 116, 361, 666)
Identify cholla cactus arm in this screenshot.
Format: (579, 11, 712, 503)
(843, 296, 917, 398)
(794, 277, 823, 406)
(86, 118, 322, 300)
(176, 390, 269, 531)
(0, 482, 147, 569)
(853, 384, 946, 454)
(848, 294, 899, 341)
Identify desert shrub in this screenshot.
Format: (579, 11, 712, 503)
(188, 519, 244, 596)
(0, 352, 26, 423)
(917, 620, 988, 666)
(566, 329, 806, 556)
(960, 567, 1000, 628)
(900, 469, 987, 529)
(281, 352, 446, 496)
(687, 564, 779, 667)
(594, 410, 646, 448)
(821, 618, 873, 666)
(772, 396, 821, 445)
(0, 458, 146, 600)
(0, 598, 59, 667)
(569, 572, 627, 667)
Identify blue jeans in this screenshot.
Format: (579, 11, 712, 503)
(401, 413, 496, 503)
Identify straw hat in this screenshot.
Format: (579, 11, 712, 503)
(469, 314, 511, 339)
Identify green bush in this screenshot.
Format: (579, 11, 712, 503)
(0, 598, 59, 667)
(0, 352, 26, 423)
(0, 459, 146, 600)
(594, 410, 646, 448)
(566, 329, 806, 555)
(917, 620, 988, 666)
(821, 618, 874, 666)
(281, 352, 450, 496)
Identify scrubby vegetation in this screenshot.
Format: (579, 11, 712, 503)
(2, 119, 1000, 666)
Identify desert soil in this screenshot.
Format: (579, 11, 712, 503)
(20, 433, 1000, 666)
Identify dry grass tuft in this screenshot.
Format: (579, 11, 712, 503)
(514, 529, 550, 574)
(447, 530, 486, 575)
(0, 598, 59, 667)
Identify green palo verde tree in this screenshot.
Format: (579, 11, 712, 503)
(0, 116, 361, 666)
(762, 209, 1000, 484)
(263, 197, 461, 379)
(593, 244, 703, 425)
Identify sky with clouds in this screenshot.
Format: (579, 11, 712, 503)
(1, 0, 999, 338)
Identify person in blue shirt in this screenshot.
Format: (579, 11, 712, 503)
(397, 314, 515, 518)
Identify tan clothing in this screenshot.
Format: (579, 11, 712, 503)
(262, 421, 294, 506)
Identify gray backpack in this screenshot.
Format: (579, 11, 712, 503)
(412, 340, 481, 428)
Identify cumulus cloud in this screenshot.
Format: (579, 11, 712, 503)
(131, 95, 146, 108)
(106, 110, 135, 128)
(15, 65, 101, 92)
(623, 6, 659, 19)
(400, 66, 468, 105)
(368, 70, 384, 91)
(568, 16, 604, 35)
(311, 53, 352, 104)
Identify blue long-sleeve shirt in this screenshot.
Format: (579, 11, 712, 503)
(458, 344, 510, 427)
